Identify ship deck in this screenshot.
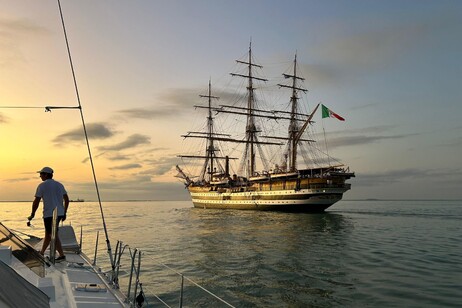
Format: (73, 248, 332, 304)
(0, 223, 127, 308)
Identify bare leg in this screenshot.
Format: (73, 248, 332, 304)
(40, 233, 51, 255)
(56, 234, 65, 257)
(40, 232, 64, 257)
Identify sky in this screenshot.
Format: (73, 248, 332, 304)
(0, 0, 461, 201)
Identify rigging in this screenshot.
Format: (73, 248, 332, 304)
(56, 0, 115, 273)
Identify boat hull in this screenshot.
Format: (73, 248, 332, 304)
(188, 186, 349, 212)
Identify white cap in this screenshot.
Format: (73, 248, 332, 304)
(37, 166, 54, 174)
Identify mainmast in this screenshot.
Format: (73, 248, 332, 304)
(278, 54, 307, 172)
(230, 42, 268, 177)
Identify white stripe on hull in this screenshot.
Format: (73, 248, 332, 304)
(189, 187, 348, 211)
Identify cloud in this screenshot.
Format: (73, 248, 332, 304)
(335, 125, 396, 135)
(299, 63, 340, 87)
(140, 156, 179, 176)
(109, 163, 142, 170)
(349, 103, 379, 111)
(0, 113, 9, 124)
(117, 106, 180, 119)
(74, 175, 154, 192)
(81, 151, 107, 164)
(97, 134, 150, 151)
(328, 134, 407, 149)
(3, 177, 31, 183)
(105, 147, 168, 161)
(312, 125, 415, 149)
(441, 137, 462, 148)
(69, 175, 189, 201)
(160, 88, 210, 108)
(106, 154, 131, 161)
(354, 168, 462, 187)
(305, 10, 462, 86)
(116, 87, 242, 120)
(116, 88, 199, 120)
(0, 18, 48, 35)
(315, 20, 430, 69)
(150, 147, 170, 152)
(53, 122, 115, 145)
(0, 17, 49, 67)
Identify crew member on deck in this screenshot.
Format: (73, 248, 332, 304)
(28, 166, 69, 261)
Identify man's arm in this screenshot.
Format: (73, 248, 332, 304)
(29, 197, 41, 220)
(62, 194, 69, 221)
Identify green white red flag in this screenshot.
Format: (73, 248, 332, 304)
(321, 104, 345, 121)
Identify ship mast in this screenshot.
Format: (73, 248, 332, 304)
(201, 80, 220, 181)
(278, 53, 307, 172)
(230, 42, 268, 177)
(179, 81, 233, 182)
(179, 71, 280, 182)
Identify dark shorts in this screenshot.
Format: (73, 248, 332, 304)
(43, 216, 64, 234)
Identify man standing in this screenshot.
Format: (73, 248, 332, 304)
(28, 166, 69, 261)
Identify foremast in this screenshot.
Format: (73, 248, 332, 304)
(178, 81, 231, 183)
(201, 80, 220, 181)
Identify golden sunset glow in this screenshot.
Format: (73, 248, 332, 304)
(1, 0, 461, 201)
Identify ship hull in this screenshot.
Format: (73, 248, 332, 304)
(188, 186, 349, 212)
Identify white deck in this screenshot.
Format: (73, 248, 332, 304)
(48, 253, 126, 308)
(0, 224, 128, 308)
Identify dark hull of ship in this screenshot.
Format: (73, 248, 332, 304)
(188, 183, 351, 212)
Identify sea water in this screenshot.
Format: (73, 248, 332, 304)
(1, 200, 461, 307)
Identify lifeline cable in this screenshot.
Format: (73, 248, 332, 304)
(56, 0, 115, 272)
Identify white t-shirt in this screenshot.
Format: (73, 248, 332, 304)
(35, 179, 67, 218)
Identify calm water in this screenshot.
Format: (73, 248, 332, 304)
(1, 200, 461, 307)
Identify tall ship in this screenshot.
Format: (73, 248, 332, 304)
(176, 44, 354, 212)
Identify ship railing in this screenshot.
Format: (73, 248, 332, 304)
(300, 183, 348, 189)
(91, 236, 235, 308)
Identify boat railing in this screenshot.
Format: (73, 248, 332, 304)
(140, 257, 236, 308)
(92, 236, 235, 308)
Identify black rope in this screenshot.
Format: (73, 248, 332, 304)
(56, 0, 115, 271)
(45, 106, 80, 112)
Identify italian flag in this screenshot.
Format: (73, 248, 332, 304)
(321, 104, 345, 121)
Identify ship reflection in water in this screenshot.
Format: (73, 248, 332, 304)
(185, 209, 353, 306)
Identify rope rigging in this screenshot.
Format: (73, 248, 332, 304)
(56, 0, 115, 274)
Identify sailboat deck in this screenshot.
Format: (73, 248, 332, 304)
(0, 223, 127, 308)
(53, 253, 126, 308)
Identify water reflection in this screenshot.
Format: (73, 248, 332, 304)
(185, 209, 354, 306)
